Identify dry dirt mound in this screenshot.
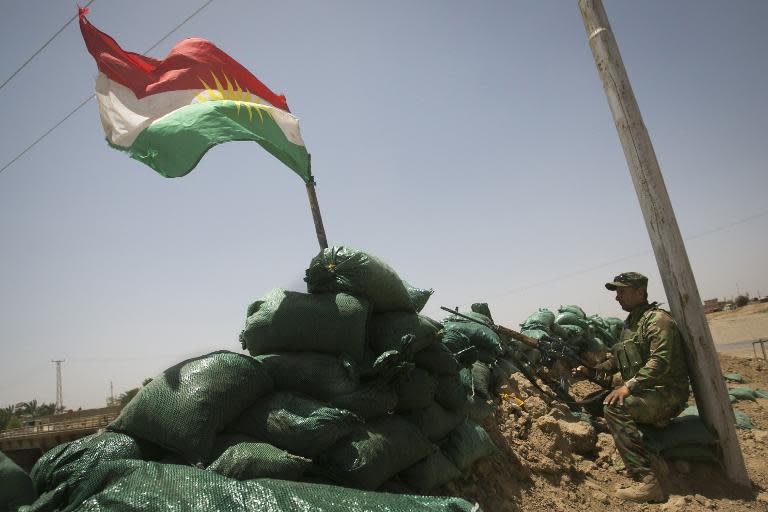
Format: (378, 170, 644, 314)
(440, 354, 768, 512)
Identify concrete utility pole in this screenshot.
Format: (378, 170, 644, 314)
(577, 0, 750, 487)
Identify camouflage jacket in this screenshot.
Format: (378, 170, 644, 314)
(607, 302, 690, 398)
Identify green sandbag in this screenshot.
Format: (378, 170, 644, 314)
(520, 309, 555, 331)
(465, 396, 494, 423)
(321, 416, 436, 490)
(734, 411, 753, 429)
(434, 372, 468, 412)
(728, 386, 758, 402)
(558, 304, 586, 319)
(441, 419, 499, 471)
(228, 391, 363, 457)
(640, 416, 717, 454)
(305, 246, 414, 313)
(109, 351, 272, 466)
(414, 342, 461, 376)
(255, 352, 359, 402)
(0, 450, 36, 511)
(442, 324, 502, 363)
(330, 380, 399, 420)
(398, 451, 462, 493)
(586, 337, 609, 354)
(240, 288, 369, 362)
(604, 317, 624, 339)
(470, 303, 494, 323)
(723, 373, 743, 383)
(405, 402, 465, 442)
(469, 362, 494, 399)
(29, 431, 156, 512)
(206, 439, 313, 481)
(395, 368, 438, 412)
(555, 312, 590, 331)
(491, 357, 519, 385)
(63, 459, 480, 512)
(404, 282, 433, 313)
(369, 313, 441, 356)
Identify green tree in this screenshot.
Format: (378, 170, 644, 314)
(118, 388, 140, 406)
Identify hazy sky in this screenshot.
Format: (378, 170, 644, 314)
(1, 1, 766, 410)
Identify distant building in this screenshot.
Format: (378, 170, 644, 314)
(703, 298, 726, 314)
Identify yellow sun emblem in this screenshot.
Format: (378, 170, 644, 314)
(194, 71, 272, 123)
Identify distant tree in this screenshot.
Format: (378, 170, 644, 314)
(15, 399, 38, 417)
(734, 294, 749, 308)
(118, 388, 140, 406)
(142, 377, 153, 386)
(36, 403, 57, 416)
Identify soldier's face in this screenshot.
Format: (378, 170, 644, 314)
(615, 286, 646, 312)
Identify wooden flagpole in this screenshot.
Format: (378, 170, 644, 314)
(304, 154, 328, 250)
(577, 0, 749, 487)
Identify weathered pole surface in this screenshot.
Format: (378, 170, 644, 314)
(306, 179, 328, 250)
(577, 0, 750, 487)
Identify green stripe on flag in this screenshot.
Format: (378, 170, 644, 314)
(123, 101, 311, 182)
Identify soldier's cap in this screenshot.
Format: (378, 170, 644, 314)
(605, 272, 648, 291)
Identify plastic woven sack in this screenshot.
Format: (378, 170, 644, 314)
(0, 449, 36, 511)
(520, 309, 555, 331)
(321, 416, 436, 490)
(206, 439, 313, 480)
(108, 351, 272, 465)
(470, 303, 494, 323)
(442, 320, 502, 363)
(434, 372, 468, 412)
(469, 362, 494, 399)
(442, 419, 498, 471)
(240, 288, 369, 362)
(404, 281, 433, 313)
(491, 357, 519, 385)
(413, 342, 461, 376)
(256, 352, 360, 401)
(723, 373, 744, 383)
(29, 431, 155, 512)
(228, 391, 362, 457)
(728, 386, 758, 402)
(330, 381, 399, 419)
(406, 402, 465, 442)
(61, 459, 480, 512)
(555, 312, 590, 331)
(639, 415, 717, 461)
(394, 368, 438, 412)
(398, 451, 462, 493)
(558, 304, 586, 319)
(369, 313, 441, 356)
(305, 246, 414, 313)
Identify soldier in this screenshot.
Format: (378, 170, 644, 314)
(578, 272, 691, 502)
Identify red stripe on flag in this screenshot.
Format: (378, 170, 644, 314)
(79, 11, 290, 112)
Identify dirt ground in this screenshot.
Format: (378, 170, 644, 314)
(441, 304, 768, 512)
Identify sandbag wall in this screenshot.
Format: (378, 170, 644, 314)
(21, 246, 503, 512)
(516, 305, 623, 366)
(236, 246, 503, 492)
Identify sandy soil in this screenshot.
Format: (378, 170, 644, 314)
(711, 303, 768, 357)
(440, 304, 768, 512)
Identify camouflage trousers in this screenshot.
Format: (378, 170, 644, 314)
(603, 389, 687, 478)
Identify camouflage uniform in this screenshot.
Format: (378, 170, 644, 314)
(601, 301, 690, 477)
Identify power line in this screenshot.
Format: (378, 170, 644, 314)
(0, 1, 96, 92)
(460, 208, 768, 305)
(0, 0, 215, 177)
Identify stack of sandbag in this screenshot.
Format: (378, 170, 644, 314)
(25, 349, 480, 512)
(234, 246, 501, 493)
(517, 305, 623, 367)
(26, 245, 506, 512)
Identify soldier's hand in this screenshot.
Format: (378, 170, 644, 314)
(603, 385, 630, 406)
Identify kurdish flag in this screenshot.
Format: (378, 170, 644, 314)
(79, 8, 311, 182)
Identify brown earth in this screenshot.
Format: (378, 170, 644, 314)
(440, 304, 768, 511)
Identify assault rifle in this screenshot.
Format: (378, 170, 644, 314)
(440, 306, 610, 411)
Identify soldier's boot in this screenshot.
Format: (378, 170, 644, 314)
(616, 474, 665, 503)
